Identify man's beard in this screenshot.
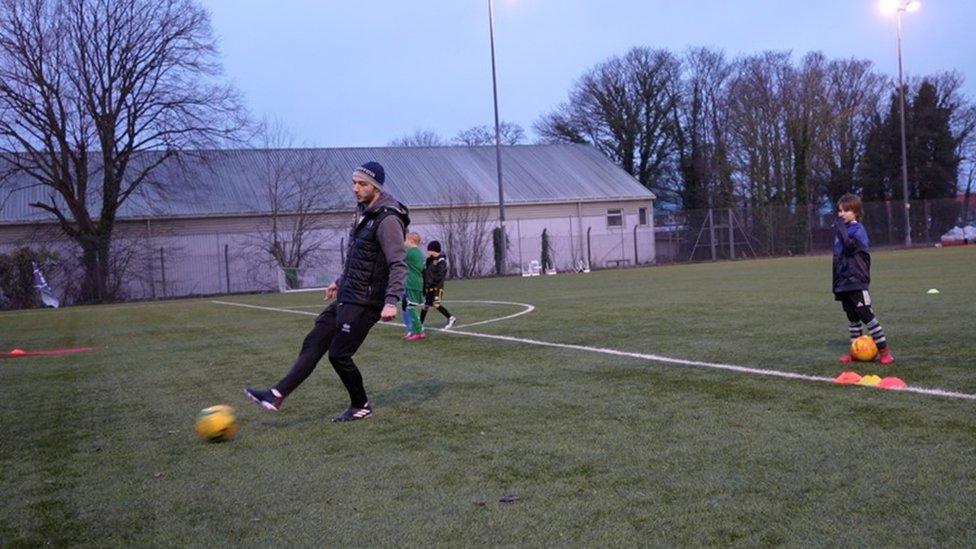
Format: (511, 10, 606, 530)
(357, 189, 375, 204)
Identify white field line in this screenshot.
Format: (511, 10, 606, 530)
(212, 301, 318, 316)
(266, 299, 535, 328)
(438, 300, 535, 328)
(210, 300, 976, 402)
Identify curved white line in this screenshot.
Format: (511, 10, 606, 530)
(220, 299, 535, 328)
(443, 300, 535, 329)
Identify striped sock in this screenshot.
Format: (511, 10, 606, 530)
(865, 319, 887, 348)
(848, 321, 863, 341)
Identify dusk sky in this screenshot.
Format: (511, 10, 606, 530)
(203, 0, 976, 147)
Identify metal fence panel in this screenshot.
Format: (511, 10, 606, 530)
(2, 197, 972, 308)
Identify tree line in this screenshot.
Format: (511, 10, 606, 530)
(536, 47, 976, 211)
(391, 46, 975, 214)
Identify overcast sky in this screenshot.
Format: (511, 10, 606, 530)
(203, 0, 976, 147)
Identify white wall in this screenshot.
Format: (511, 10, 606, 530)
(0, 197, 655, 301)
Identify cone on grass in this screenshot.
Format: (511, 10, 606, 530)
(9, 348, 25, 357)
(857, 374, 882, 387)
(878, 376, 907, 390)
(834, 371, 862, 385)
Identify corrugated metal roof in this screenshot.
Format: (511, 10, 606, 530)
(0, 144, 654, 224)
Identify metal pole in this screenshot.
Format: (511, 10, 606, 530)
(488, 0, 507, 273)
(586, 227, 592, 268)
(516, 218, 523, 271)
(224, 244, 231, 293)
(708, 209, 716, 261)
(146, 219, 155, 299)
(896, 9, 912, 247)
(632, 224, 638, 265)
(728, 209, 735, 260)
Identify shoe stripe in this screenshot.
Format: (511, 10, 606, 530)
(245, 389, 279, 412)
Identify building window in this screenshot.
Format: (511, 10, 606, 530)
(606, 208, 623, 228)
(638, 207, 648, 226)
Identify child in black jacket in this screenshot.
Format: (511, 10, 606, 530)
(421, 241, 456, 329)
(834, 193, 894, 365)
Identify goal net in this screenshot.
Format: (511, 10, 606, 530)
(277, 266, 336, 293)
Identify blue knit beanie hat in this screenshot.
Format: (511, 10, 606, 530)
(353, 161, 385, 188)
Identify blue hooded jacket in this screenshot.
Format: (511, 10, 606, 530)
(832, 219, 871, 294)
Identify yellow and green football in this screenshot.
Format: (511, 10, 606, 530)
(195, 405, 237, 443)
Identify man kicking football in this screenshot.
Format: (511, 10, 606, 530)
(245, 161, 408, 422)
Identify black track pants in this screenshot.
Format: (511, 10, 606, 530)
(275, 302, 381, 407)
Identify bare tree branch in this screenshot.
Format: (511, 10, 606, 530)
(0, 0, 246, 302)
(389, 129, 444, 147)
(535, 47, 681, 200)
(430, 189, 492, 278)
(453, 122, 525, 146)
(245, 119, 346, 289)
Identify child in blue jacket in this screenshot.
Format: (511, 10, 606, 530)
(834, 193, 894, 365)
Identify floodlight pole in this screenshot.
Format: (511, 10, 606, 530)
(488, 0, 507, 273)
(895, 5, 912, 247)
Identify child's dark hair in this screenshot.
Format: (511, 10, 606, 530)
(838, 193, 863, 220)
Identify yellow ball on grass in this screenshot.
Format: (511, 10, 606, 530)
(850, 335, 878, 362)
(195, 405, 237, 443)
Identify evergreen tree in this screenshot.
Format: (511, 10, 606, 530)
(858, 82, 961, 201)
(858, 107, 899, 201)
(909, 81, 959, 199)
(540, 229, 552, 271)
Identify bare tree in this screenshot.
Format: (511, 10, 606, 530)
(962, 153, 976, 223)
(430, 190, 493, 278)
(782, 52, 834, 211)
(249, 120, 346, 290)
(725, 51, 796, 207)
(453, 122, 525, 146)
(930, 72, 976, 203)
(823, 58, 888, 202)
(535, 47, 681, 200)
(0, 0, 245, 302)
(389, 129, 444, 147)
(941, 79, 976, 222)
(929, 72, 976, 151)
(670, 47, 734, 209)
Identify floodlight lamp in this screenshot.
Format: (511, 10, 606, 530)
(878, 0, 899, 15)
(905, 1, 921, 13)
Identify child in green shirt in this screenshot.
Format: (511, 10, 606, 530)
(403, 232, 426, 341)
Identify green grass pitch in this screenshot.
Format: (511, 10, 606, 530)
(2, 246, 975, 546)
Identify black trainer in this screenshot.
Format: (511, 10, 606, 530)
(332, 401, 373, 422)
(245, 387, 283, 412)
